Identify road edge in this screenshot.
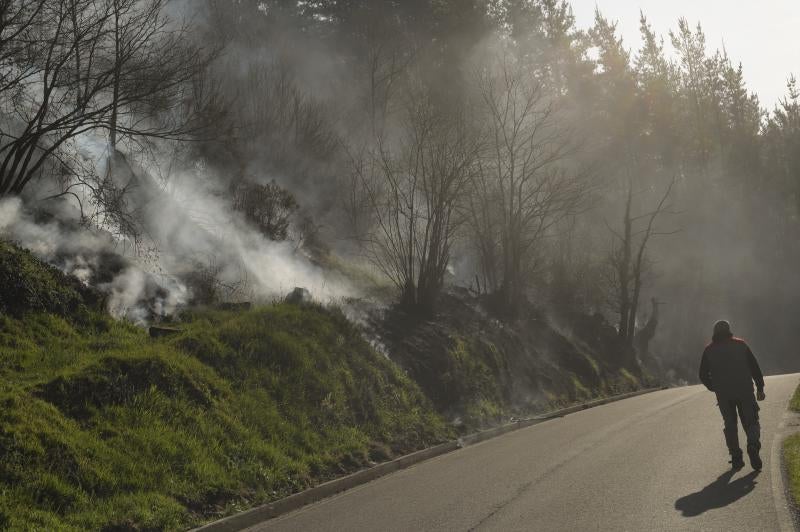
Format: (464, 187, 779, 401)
(780, 434, 800, 532)
(192, 387, 663, 532)
(777, 404, 800, 531)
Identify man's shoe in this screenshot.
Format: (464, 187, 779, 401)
(748, 445, 763, 471)
(730, 453, 745, 470)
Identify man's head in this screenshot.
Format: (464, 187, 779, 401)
(713, 320, 733, 341)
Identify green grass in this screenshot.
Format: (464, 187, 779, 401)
(786, 434, 800, 504)
(0, 242, 450, 530)
(0, 240, 100, 319)
(784, 383, 800, 509)
(619, 368, 641, 390)
(571, 374, 591, 398)
(443, 337, 505, 427)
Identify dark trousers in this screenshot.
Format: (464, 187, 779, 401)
(717, 394, 760, 456)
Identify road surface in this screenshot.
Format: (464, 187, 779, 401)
(250, 374, 800, 531)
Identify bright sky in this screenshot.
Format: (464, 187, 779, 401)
(571, 1, 800, 111)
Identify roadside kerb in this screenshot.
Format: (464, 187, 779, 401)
(458, 387, 662, 447)
(193, 386, 663, 532)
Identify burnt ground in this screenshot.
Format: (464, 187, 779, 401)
(371, 288, 656, 430)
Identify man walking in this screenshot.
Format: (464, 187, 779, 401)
(699, 320, 766, 470)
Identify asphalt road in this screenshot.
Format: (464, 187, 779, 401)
(250, 374, 800, 532)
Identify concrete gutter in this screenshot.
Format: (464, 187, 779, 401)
(193, 386, 663, 532)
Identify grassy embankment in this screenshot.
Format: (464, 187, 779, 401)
(379, 294, 647, 431)
(785, 383, 800, 509)
(0, 241, 450, 530)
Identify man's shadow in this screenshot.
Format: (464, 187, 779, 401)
(675, 469, 760, 517)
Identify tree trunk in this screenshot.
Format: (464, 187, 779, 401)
(109, 0, 121, 150)
(618, 186, 633, 341)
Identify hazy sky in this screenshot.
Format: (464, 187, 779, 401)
(571, 1, 800, 111)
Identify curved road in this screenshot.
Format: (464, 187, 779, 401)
(251, 374, 800, 532)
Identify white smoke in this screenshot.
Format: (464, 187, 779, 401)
(103, 267, 148, 321)
(149, 159, 354, 302)
(0, 130, 356, 325)
(0, 195, 189, 325)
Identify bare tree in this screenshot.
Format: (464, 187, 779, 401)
(343, 41, 412, 242)
(362, 41, 412, 137)
(351, 91, 479, 315)
(0, 0, 213, 197)
(605, 177, 678, 349)
(0, 1, 47, 93)
(470, 55, 589, 315)
(234, 58, 340, 173)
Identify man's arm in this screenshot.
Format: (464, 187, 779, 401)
(746, 345, 765, 392)
(699, 349, 713, 391)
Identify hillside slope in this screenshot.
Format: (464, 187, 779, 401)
(376, 291, 649, 429)
(0, 241, 449, 530)
(0, 240, 656, 530)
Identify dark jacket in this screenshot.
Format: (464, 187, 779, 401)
(699, 336, 764, 399)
